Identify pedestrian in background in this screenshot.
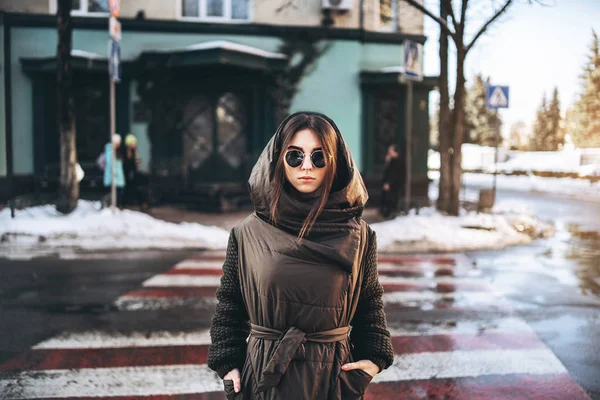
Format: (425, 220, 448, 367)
(123, 134, 144, 208)
(103, 134, 125, 207)
(208, 112, 394, 399)
(380, 143, 405, 218)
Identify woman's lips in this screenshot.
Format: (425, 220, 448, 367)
(299, 177, 315, 181)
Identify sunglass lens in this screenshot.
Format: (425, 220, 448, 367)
(311, 151, 326, 168)
(285, 150, 303, 168)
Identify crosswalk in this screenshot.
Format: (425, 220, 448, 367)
(0, 252, 591, 399)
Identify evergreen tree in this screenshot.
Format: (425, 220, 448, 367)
(546, 87, 563, 150)
(569, 31, 600, 148)
(530, 94, 548, 151)
(530, 88, 564, 151)
(465, 74, 502, 146)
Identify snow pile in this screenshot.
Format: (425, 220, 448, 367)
(459, 172, 600, 203)
(372, 205, 554, 254)
(489, 150, 582, 174)
(0, 201, 230, 254)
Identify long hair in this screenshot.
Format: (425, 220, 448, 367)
(269, 113, 339, 239)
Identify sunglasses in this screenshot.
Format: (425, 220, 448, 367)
(285, 149, 327, 169)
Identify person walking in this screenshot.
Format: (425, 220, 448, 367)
(208, 112, 394, 400)
(379, 144, 405, 218)
(123, 134, 143, 207)
(103, 134, 125, 207)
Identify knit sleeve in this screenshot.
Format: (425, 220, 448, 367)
(208, 230, 250, 379)
(349, 230, 395, 372)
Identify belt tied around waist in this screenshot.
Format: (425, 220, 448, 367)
(250, 323, 350, 393)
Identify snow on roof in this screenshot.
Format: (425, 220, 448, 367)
(178, 40, 286, 59)
(379, 66, 405, 73)
(71, 49, 105, 59)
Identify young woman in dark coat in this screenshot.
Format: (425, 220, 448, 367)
(208, 112, 394, 400)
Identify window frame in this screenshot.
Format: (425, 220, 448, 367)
(50, 0, 110, 17)
(375, 0, 398, 32)
(177, 0, 252, 23)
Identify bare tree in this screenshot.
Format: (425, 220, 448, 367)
(56, 0, 79, 213)
(404, 0, 538, 215)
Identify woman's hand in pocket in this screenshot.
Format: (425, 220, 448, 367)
(342, 360, 380, 377)
(224, 368, 241, 393)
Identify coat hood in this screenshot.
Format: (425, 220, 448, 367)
(248, 111, 368, 241)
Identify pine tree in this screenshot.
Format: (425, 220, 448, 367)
(546, 87, 563, 150)
(569, 30, 600, 148)
(465, 74, 502, 147)
(530, 94, 548, 151)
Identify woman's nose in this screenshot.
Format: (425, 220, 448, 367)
(301, 155, 312, 170)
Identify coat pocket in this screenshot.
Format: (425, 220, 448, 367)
(339, 368, 373, 400)
(223, 379, 237, 400)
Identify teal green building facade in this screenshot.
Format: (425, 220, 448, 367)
(1, 12, 434, 210)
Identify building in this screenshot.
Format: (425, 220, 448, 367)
(0, 0, 435, 211)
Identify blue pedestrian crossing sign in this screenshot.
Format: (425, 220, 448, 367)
(486, 85, 509, 109)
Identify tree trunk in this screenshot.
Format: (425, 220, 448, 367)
(436, 0, 452, 213)
(449, 44, 467, 216)
(56, 0, 79, 214)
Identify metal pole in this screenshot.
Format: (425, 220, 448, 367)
(110, 75, 116, 212)
(492, 109, 499, 203)
(404, 80, 413, 214)
(3, 17, 15, 218)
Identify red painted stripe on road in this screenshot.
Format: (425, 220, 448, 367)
(391, 331, 546, 354)
(378, 267, 459, 278)
(163, 268, 223, 276)
(377, 255, 460, 266)
(364, 373, 591, 400)
(1, 330, 544, 373)
(0, 345, 209, 372)
(188, 255, 227, 262)
(121, 287, 218, 298)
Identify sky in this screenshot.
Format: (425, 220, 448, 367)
(422, 0, 600, 136)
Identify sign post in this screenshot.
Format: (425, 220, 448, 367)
(402, 40, 423, 214)
(486, 85, 510, 202)
(108, 0, 120, 213)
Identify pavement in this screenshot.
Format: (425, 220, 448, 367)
(0, 249, 593, 399)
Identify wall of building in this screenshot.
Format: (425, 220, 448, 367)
(1, 19, 410, 179)
(3, 0, 423, 35)
(0, 0, 48, 14)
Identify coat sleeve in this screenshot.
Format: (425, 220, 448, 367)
(349, 229, 395, 372)
(208, 230, 250, 378)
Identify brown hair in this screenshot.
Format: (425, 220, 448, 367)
(270, 113, 339, 239)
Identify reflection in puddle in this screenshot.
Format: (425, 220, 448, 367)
(564, 224, 600, 297)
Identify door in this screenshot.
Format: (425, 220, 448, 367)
(182, 91, 250, 188)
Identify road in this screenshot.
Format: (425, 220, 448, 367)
(0, 187, 598, 399)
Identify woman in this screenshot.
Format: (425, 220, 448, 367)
(380, 144, 405, 218)
(103, 134, 125, 206)
(208, 112, 394, 399)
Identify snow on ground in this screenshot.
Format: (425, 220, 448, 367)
(0, 201, 230, 258)
(1, 199, 555, 258)
(428, 171, 599, 203)
(372, 205, 554, 254)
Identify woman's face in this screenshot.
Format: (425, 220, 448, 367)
(284, 129, 328, 194)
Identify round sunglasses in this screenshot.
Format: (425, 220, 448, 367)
(285, 149, 327, 169)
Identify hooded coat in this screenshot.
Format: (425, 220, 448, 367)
(208, 112, 394, 400)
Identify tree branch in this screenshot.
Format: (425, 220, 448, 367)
(403, 0, 456, 39)
(465, 0, 514, 53)
(460, 0, 468, 26)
